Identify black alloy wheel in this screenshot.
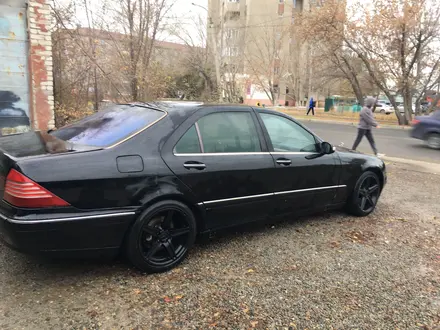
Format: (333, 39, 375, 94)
(126, 200, 197, 273)
(347, 171, 381, 216)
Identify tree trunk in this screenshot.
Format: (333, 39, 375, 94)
(402, 86, 412, 124)
(93, 65, 99, 111)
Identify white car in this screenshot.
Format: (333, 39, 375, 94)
(375, 102, 394, 115)
(397, 104, 415, 114)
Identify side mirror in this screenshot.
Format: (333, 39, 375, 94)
(321, 142, 334, 154)
(305, 142, 334, 160)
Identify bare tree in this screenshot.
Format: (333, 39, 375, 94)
(244, 25, 289, 105)
(168, 13, 216, 100)
(109, 0, 176, 101)
(301, 0, 440, 125)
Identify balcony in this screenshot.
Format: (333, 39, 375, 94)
(223, 0, 240, 16)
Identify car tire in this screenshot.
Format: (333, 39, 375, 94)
(346, 171, 381, 217)
(380, 109, 385, 114)
(426, 133, 440, 150)
(126, 200, 197, 273)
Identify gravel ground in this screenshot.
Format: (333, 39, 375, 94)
(0, 162, 439, 329)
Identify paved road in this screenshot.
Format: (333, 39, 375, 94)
(298, 120, 440, 164)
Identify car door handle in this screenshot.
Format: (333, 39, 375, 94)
(183, 162, 206, 170)
(276, 158, 292, 166)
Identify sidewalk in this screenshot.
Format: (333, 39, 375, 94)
(275, 107, 412, 130)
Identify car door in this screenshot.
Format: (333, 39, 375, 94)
(255, 110, 340, 216)
(161, 106, 276, 230)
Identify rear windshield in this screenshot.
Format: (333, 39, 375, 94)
(50, 105, 164, 147)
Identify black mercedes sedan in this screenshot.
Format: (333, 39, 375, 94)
(0, 102, 386, 273)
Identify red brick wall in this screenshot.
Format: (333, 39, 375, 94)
(27, 0, 55, 130)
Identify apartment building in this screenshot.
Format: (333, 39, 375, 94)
(208, 0, 326, 106)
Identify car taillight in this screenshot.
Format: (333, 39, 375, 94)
(3, 169, 70, 208)
(412, 119, 420, 125)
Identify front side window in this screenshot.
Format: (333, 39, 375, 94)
(260, 113, 317, 152)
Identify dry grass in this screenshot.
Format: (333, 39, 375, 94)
(278, 107, 406, 127)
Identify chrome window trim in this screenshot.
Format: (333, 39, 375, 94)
(174, 151, 319, 156)
(198, 185, 347, 205)
(270, 151, 317, 155)
(0, 211, 136, 224)
(105, 110, 167, 149)
(174, 152, 271, 156)
(194, 122, 205, 153)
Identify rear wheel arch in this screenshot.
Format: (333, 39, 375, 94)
(135, 194, 205, 233)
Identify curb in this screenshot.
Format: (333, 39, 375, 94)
(381, 155, 440, 174)
(297, 118, 412, 130)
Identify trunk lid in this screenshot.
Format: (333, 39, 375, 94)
(0, 131, 101, 201)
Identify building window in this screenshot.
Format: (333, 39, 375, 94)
(274, 67, 280, 75)
(225, 29, 239, 39)
(224, 47, 239, 57)
(225, 11, 240, 21)
(278, 1, 284, 16)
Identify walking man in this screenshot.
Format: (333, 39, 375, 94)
(307, 97, 315, 115)
(352, 96, 380, 156)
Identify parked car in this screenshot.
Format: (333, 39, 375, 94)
(0, 103, 387, 273)
(375, 102, 394, 115)
(411, 110, 440, 149)
(397, 104, 416, 114)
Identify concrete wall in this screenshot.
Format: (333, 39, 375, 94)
(0, 0, 54, 136)
(0, 0, 31, 135)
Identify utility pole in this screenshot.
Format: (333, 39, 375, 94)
(192, 3, 222, 102)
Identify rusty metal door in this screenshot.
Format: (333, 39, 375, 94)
(0, 0, 31, 136)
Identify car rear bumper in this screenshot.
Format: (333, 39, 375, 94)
(0, 210, 136, 257)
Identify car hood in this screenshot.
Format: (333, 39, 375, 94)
(334, 145, 361, 154)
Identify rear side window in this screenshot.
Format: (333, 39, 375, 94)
(198, 112, 261, 153)
(174, 125, 201, 154)
(51, 105, 164, 147)
(174, 112, 261, 154)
